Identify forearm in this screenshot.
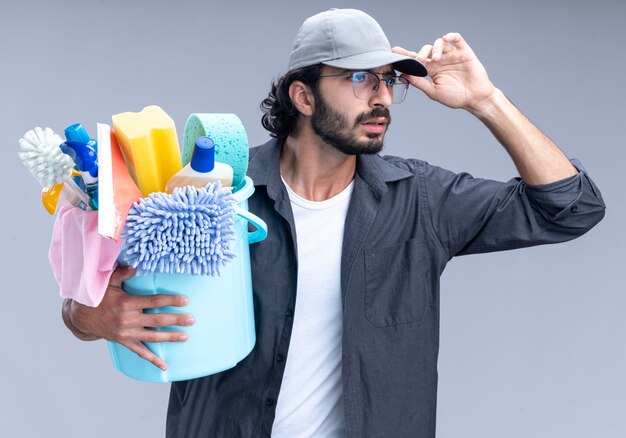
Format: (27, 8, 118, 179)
(62, 298, 101, 341)
(468, 88, 577, 185)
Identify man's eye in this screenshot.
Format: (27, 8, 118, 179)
(351, 72, 368, 83)
(386, 77, 398, 86)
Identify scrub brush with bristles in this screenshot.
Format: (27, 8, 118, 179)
(19, 127, 91, 207)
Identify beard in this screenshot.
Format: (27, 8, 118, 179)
(311, 90, 391, 156)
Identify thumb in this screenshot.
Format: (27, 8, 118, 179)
(403, 74, 436, 100)
(109, 265, 137, 288)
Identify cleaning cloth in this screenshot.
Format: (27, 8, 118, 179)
(49, 206, 125, 307)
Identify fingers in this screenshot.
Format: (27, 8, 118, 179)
(132, 328, 189, 344)
(109, 265, 136, 287)
(394, 44, 433, 62)
(116, 294, 193, 331)
(442, 32, 468, 49)
(392, 46, 419, 58)
(416, 45, 433, 61)
(139, 312, 195, 329)
(402, 74, 436, 100)
(83, 265, 196, 373)
(117, 324, 191, 371)
(114, 307, 192, 373)
(117, 321, 190, 342)
(395, 32, 466, 64)
(108, 289, 194, 334)
(130, 293, 190, 311)
(108, 267, 190, 311)
(432, 36, 460, 61)
(431, 38, 445, 61)
(123, 339, 169, 371)
(394, 44, 436, 96)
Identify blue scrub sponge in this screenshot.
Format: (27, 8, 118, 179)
(183, 114, 249, 187)
(121, 182, 236, 276)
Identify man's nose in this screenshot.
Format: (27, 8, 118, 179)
(369, 82, 393, 108)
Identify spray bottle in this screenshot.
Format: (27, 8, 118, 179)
(61, 123, 99, 210)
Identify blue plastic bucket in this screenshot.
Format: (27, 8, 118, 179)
(107, 176, 267, 382)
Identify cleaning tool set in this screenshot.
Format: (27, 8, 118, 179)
(21, 105, 268, 383)
(108, 107, 267, 382)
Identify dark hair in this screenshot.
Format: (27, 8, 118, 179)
(260, 64, 323, 139)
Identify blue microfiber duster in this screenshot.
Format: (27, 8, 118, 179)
(122, 182, 236, 275)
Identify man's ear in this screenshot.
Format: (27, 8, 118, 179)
(288, 80, 315, 117)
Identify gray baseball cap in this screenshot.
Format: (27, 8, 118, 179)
(287, 8, 427, 77)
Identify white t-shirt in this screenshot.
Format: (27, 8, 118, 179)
(271, 178, 354, 438)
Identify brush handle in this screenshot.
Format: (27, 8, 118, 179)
(63, 175, 92, 209)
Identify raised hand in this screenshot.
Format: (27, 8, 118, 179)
(393, 33, 497, 113)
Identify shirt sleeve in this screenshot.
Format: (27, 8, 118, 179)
(420, 159, 606, 258)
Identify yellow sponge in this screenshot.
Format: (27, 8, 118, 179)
(112, 105, 182, 196)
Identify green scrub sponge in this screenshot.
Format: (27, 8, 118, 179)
(183, 114, 249, 187)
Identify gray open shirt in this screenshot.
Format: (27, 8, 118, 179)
(167, 138, 605, 438)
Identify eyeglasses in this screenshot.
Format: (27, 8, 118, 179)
(319, 70, 410, 104)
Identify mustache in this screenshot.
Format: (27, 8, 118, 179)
(355, 107, 391, 126)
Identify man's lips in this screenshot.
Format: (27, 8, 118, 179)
(360, 117, 388, 133)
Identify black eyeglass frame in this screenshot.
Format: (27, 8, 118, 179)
(318, 70, 410, 104)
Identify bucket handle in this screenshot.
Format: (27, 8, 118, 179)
(234, 206, 268, 244)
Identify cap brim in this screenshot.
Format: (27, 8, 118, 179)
(322, 51, 427, 77)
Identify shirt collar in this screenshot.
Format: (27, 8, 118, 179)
(247, 138, 413, 200)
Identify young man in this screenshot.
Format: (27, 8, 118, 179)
(63, 8, 605, 437)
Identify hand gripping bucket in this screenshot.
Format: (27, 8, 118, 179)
(107, 176, 267, 382)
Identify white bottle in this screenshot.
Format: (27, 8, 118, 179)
(165, 136, 233, 193)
